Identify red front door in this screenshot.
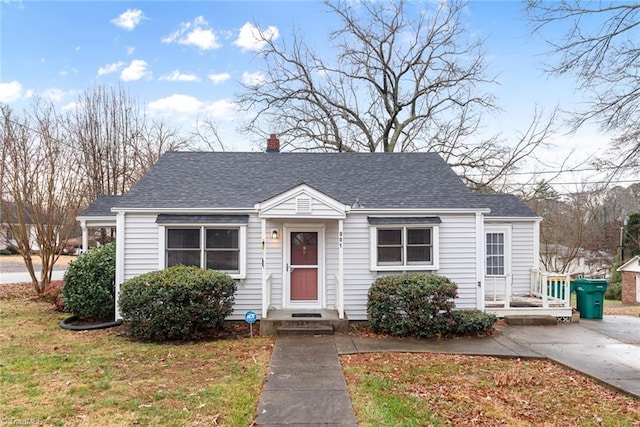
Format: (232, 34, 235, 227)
(290, 231, 318, 300)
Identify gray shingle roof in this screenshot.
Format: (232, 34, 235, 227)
(115, 152, 488, 210)
(480, 194, 537, 217)
(79, 152, 535, 218)
(78, 195, 122, 217)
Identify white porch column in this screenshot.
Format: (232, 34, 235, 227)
(261, 218, 268, 319)
(80, 220, 88, 252)
(115, 212, 125, 320)
(475, 212, 485, 311)
(337, 219, 344, 319)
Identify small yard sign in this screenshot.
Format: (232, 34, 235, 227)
(244, 310, 257, 337)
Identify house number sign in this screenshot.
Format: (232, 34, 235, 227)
(339, 231, 343, 249)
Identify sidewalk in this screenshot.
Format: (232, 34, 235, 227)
(255, 317, 639, 425)
(0, 270, 66, 284)
(255, 335, 358, 426)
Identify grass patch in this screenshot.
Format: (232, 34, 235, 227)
(0, 298, 273, 426)
(342, 353, 640, 426)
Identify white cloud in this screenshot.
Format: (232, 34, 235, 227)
(234, 22, 279, 52)
(42, 88, 66, 102)
(208, 73, 231, 84)
(159, 70, 201, 82)
(111, 9, 144, 31)
(120, 60, 151, 81)
(204, 99, 238, 118)
(242, 71, 265, 86)
(0, 80, 23, 103)
(98, 61, 125, 76)
(148, 94, 238, 119)
(149, 94, 203, 114)
(162, 16, 220, 51)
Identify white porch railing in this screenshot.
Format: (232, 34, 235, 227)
(262, 273, 272, 319)
(530, 269, 571, 309)
(485, 275, 511, 306)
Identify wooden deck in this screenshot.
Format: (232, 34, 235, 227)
(485, 295, 573, 320)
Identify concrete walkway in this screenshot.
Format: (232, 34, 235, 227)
(255, 335, 358, 426)
(255, 316, 640, 426)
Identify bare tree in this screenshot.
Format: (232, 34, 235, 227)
(239, 0, 556, 189)
(136, 120, 191, 182)
(192, 116, 226, 151)
(1, 102, 84, 294)
(67, 85, 189, 203)
(526, 1, 640, 174)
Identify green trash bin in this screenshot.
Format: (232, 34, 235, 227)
(574, 279, 608, 319)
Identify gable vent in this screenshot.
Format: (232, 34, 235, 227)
(296, 197, 312, 213)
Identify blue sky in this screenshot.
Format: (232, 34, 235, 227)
(0, 0, 628, 188)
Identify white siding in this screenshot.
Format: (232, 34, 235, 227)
(264, 219, 283, 310)
(342, 215, 377, 320)
(435, 214, 478, 309)
(123, 214, 159, 280)
(325, 221, 339, 309)
(511, 221, 536, 294)
(262, 196, 342, 218)
(340, 213, 479, 320)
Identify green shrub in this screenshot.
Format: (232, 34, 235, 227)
(604, 281, 622, 300)
(62, 243, 116, 320)
(450, 310, 497, 336)
(367, 273, 458, 338)
(118, 265, 237, 342)
(0, 249, 11, 256)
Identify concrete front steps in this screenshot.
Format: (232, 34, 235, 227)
(260, 309, 349, 335)
(504, 314, 558, 325)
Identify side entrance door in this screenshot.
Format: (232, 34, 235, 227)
(289, 231, 318, 301)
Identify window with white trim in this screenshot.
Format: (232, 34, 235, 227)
(166, 227, 244, 276)
(486, 232, 505, 276)
(372, 226, 438, 270)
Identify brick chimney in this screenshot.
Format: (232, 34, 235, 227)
(266, 133, 280, 153)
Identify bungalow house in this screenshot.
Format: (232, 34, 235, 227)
(78, 135, 573, 331)
(617, 255, 640, 305)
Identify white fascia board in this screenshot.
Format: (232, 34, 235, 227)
(110, 207, 256, 214)
(351, 208, 490, 215)
(76, 215, 117, 222)
(484, 216, 542, 223)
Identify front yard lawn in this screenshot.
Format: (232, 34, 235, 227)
(342, 352, 640, 426)
(0, 298, 273, 426)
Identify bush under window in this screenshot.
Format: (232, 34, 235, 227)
(118, 265, 237, 342)
(367, 272, 495, 338)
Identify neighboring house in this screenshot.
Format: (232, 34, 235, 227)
(617, 255, 640, 305)
(79, 135, 574, 325)
(0, 201, 40, 252)
(540, 244, 614, 279)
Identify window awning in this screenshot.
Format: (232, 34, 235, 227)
(156, 215, 249, 224)
(367, 216, 442, 225)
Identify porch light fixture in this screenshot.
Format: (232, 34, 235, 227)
(272, 230, 279, 240)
